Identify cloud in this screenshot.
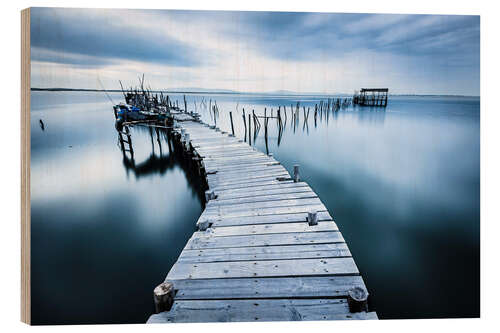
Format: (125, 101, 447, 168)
(29, 8, 480, 95)
(31, 7, 203, 67)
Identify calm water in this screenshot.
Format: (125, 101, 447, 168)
(31, 91, 479, 324)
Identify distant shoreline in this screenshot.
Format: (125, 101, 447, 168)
(30, 87, 479, 98)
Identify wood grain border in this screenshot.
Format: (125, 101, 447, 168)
(21, 7, 31, 325)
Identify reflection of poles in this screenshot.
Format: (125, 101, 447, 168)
(156, 128, 163, 156)
(118, 125, 135, 177)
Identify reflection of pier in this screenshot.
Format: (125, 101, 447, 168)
(116, 125, 206, 203)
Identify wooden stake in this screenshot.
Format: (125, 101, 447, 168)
(347, 287, 369, 313)
(153, 282, 175, 313)
(293, 164, 300, 182)
(229, 111, 235, 136)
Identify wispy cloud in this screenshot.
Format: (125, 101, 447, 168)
(30, 8, 480, 95)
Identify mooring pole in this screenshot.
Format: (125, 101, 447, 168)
(153, 282, 175, 313)
(248, 113, 252, 145)
(293, 164, 300, 182)
(242, 109, 247, 140)
(229, 111, 235, 136)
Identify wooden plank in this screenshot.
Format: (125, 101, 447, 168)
(202, 154, 274, 164)
(207, 173, 290, 188)
(205, 161, 281, 173)
(178, 243, 350, 263)
(147, 299, 377, 323)
(207, 165, 287, 178)
(211, 211, 333, 227)
(203, 198, 323, 214)
(200, 203, 328, 220)
(167, 257, 358, 280)
(207, 190, 318, 206)
(198, 221, 338, 237)
(204, 156, 274, 168)
(215, 181, 310, 198)
(198, 147, 256, 155)
(169, 275, 364, 299)
(186, 231, 345, 249)
(212, 179, 295, 192)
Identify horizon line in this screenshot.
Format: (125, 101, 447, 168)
(30, 87, 480, 98)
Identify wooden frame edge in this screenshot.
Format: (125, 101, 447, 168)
(21, 7, 31, 325)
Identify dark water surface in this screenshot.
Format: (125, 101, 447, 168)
(31, 91, 479, 324)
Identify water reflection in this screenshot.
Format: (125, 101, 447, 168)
(30, 91, 479, 323)
(117, 124, 207, 204)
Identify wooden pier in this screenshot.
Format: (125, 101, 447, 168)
(146, 112, 377, 323)
(353, 88, 388, 107)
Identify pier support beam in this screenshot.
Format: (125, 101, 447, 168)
(154, 282, 175, 313)
(347, 287, 369, 313)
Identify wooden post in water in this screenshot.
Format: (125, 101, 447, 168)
(242, 109, 247, 140)
(293, 164, 300, 182)
(229, 111, 235, 136)
(248, 113, 252, 145)
(153, 282, 175, 313)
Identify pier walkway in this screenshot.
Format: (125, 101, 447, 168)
(147, 114, 377, 323)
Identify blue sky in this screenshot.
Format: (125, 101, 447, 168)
(30, 8, 480, 95)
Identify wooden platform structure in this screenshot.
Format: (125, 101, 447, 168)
(147, 113, 377, 323)
(353, 88, 388, 107)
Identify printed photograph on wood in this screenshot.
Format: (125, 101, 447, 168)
(22, 7, 480, 325)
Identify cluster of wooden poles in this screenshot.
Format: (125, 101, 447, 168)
(217, 98, 353, 152)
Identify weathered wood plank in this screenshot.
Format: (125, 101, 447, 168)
(147, 299, 377, 323)
(215, 181, 310, 198)
(204, 198, 323, 215)
(207, 166, 287, 179)
(212, 179, 295, 192)
(210, 211, 333, 227)
(200, 204, 328, 220)
(205, 162, 282, 174)
(207, 173, 291, 188)
(198, 221, 338, 237)
(167, 257, 358, 280)
(178, 243, 350, 263)
(207, 190, 318, 206)
(186, 231, 345, 249)
(169, 275, 364, 299)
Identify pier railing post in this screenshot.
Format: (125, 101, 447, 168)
(293, 164, 300, 182)
(153, 281, 175, 313)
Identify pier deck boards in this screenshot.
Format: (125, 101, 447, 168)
(147, 115, 376, 323)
